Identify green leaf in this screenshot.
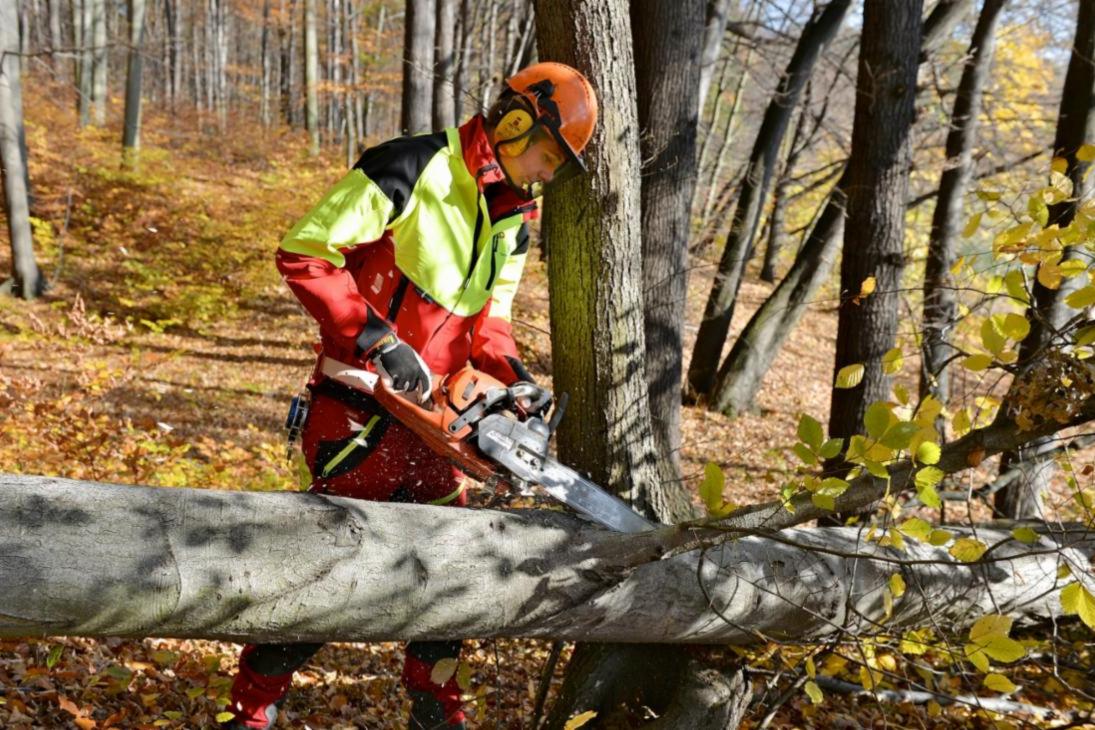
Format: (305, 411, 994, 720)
(698, 462, 726, 512)
(797, 413, 824, 450)
(804, 680, 823, 705)
(793, 443, 817, 466)
(818, 438, 844, 460)
(917, 483, 941, 509)
(811, 493, 835, 511)
(46, 645, 63, 669)
(456, 662, 473, 692)
(1060, 582, 1095, 629)
(1005, 269, 1029, 304)
(818, 477, 850, 496)
(1065, 285, 1095, 310)
(915, 441, 941, 465)
(1011, 527, 1039, 544)
(1028, 194, 1049, 227)
(964, 644, 991, 672)
(864, 402, 892, 439)
(880, 422, 919, 450)
(835, 363, 865, 389)
(1077, 324, 1095, 346)
(882, 348, 904, 375)
(962, 354, 993, 371)
(983, 673, 1018, 693)
(950, 537, 988, 563)
(865, 459, 890, 479)
(216, 712, 237, 723)
(898, 517, 932, 542)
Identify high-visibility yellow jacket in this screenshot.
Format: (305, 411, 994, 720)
(276, 115, 537, 384)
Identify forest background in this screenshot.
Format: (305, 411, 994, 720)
(1, 0, 1094, 728)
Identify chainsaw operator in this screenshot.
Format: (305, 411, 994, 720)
(224, 62, 598, 730)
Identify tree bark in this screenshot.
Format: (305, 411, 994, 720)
(759, 94, 810, 283)
(122, 0, 148, 157)
(920, 0, 1006, 410)
(0, 0, 42, 300)
(90, 0, 107, 125)
(686, 0, 851, 402)
(631, 0, 705, 517)
(401, 0, 435, 134)
(997, 0, 1095, 520)
(827, 0, 921, 454)
(0, 475, 1089, 645)
(432, 0, 456, 130)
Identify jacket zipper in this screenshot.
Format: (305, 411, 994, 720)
(486, 235, 499, 290)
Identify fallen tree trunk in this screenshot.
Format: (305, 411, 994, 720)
(1, 475, 1090, 645)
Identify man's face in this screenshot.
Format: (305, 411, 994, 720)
(492, 124, 570, 197)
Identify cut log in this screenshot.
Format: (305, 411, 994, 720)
(0, 475, 1090, 645)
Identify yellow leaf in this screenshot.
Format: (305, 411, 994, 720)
(215, 713, 237, 724)
(1037, 262, 1063, 290)
(430, 658, 458, 686)
(970, 614, 1013, 641)
(980, 636, 1026, 663)
(1051, 156, 1069, 174)
(984, 673, 1018, 694)
(1078, 143, 1095, 162)
(950, 537, 988, 562)
(835, 363, 865, 389)
(899, 517, 932, 541)
(564, 711, 599, 730)
(1011, 527, 1039, 544)
(964, 644, 990, 672)
(804, 680, 823, 704)
(859, 276, 877, 298)
(961, 354, 993, 371)
(1060, 582, 1095, 629)
(962, 212, 982, 238)
(699, 462, 726, 513)
(805, 656, 816, 678)
(881, 348, 904, 375)
(1065, 285, 1095, 309)
(890, 573, 906, 598)
(456, 662, 473, 692)
(1001, 313, 1031, 341)
(915, 441, 941, 465)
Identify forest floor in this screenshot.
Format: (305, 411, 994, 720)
(0, 86, 1092, 729)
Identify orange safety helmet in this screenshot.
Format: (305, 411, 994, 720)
(494, 62, 599, 187)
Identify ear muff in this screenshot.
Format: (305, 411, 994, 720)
(496, 108, 534, 157)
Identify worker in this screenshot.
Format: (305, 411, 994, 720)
(224, 62, 598, 730)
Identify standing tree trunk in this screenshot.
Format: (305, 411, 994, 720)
(452, 0, 471, 121)
(432, 0, 456, 130)
(121, 0, 148, 159)
(686, 0, 851, 402)
(997, 0, 1095, 520)
(76, 0, 93, 125)
(401, 0, 435, 134)
(920, 0, 1007, 405)
(304, 0, 319, 152)
(260, 0, 271, 126)
(828, 0, 921, 454)
(47, 0, 64, 76)
(0, 0, 42, 300)
(90, 0, 107, 125)
(759, 93, 811, 283)
(535, 0, 694, 724)
(697, 0, 734, 111)
(631, 0, 704, 518)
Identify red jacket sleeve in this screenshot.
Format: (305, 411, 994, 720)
(470, 299, 526, 384)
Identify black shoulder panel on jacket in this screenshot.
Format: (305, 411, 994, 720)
(513, 223, 530, 256)
(352, 131, 447, 221)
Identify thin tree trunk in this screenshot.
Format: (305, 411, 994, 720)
(479, 0, 497, 113)
(90, 0, 107, 125)
(77, 0, 93, 125)
(401, 0, 435, 134)
(122, 0, 147, 158)
(432, 0, 456, 129)
(686, 0, 851, 402)
(1, 0, 42, 300)
(304, 0, 319, 152)
(260, 0, 271, 126)
(452, 0, 471, 121)
(827, 0, 921, 456)
(697, 0, 734, 111)
(921, 0, 1007, 406)
(47, 0, 64, 72)
(632, 0, 705, 520)
(997, 0, 1095, 520)
(760, 89, 811, 283)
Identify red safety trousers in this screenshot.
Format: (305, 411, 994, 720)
(228, 384, 469, 728)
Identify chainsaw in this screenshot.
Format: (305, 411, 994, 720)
(303, 357, 654, 533)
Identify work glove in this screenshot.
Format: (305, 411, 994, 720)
(372, 336, 432, 403)
(506, 357, 552, 417)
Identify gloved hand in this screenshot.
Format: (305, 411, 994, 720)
(506, 357, 551, 417)
(372, 336, 432, 403)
